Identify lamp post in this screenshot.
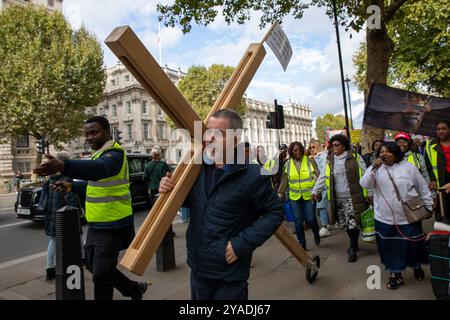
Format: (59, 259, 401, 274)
(344, 76, 354, 130)
(332, 0, 351, 141)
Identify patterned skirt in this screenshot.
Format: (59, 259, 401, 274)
(375, 219, 428, 272)
(336, 198, 358, 230)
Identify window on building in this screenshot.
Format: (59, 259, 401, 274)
(111, 127, 117, 141)
(111, 79, 116, 86)
(127, 124, 132, 140)
(158, 108, 163, 119)
(127, 101, 131, 115)
(99, 107, 105, 116)
(158, 124, 165, 139)
(16, 134, 29, 148)
(92, 107, 97, 115)
(124, 75, 130, 82)
(112, 104, 117, 117)
(143, 123, 149, 140)
(142, 101, 148, 114)
(17, 162, 32, 174)
(48, 0, 54, 7)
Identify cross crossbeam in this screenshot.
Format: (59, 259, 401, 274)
(105, 26, 318, 278)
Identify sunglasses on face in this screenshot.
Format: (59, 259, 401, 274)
(332, 143, 342, 147)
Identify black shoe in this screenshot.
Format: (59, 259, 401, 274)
(347, 248, 357, 263)
(414, 268, 425, 281)
(46, 267, 55, 281)
(314, 234, 321, 246)
(131, 282, 148, 300)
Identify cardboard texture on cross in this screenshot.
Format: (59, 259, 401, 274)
(105, 25, 313, 276)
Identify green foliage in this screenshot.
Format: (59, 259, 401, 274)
(0, 6, 105, 149)
(315, 114, 346, 144)
(388, 0, 450, 96)
(157, 0, 368, 34)
(352, 0, 449, 97)
(166, 64, 247, 127)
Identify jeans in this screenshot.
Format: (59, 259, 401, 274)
(318, 208, 329, 227)
(290, 198, 319, 247)
(47, 236, 55, 269)
(180, 207, 190, 223)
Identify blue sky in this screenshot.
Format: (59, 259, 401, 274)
(63, 0, 366, 128)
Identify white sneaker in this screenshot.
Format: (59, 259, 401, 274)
(319, 227, 331, 238)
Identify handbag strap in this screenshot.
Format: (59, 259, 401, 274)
(385, 168, 403, 203)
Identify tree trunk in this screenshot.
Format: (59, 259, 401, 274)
(361, 25, 394, 153)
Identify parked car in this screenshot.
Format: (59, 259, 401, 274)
(15, 153, 152, 221)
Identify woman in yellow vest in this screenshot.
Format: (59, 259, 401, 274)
(278, 142, 320, 250)
(425, 120, 450, 223)
(312, 134, 369, 263)
(394, 132, 430, 183)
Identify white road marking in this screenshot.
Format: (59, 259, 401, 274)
(0, 251, 47, 270)
(0, 221, 33, 229)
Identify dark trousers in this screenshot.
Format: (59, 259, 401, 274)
(190, 272, 248, 300)
(84, 224, 138, 300)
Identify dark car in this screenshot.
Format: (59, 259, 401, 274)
(15, 153, 152, 221)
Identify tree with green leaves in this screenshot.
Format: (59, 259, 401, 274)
(157, 0, 448, 151)
(353, 0, 450, 97)
(167, 64, 247, 127)
(0, 6, 105, 166)
(315, 114, 346, 145)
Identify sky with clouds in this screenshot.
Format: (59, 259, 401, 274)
(63, 0, 367, 127)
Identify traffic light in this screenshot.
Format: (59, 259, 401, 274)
(266, 100, 285, 129)
(274, 100, 285, 129)
(266, 112, 277, 129)
(35, 138, 46, 154)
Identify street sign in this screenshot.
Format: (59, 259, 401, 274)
(264, 23, 293, 71)
(351, 129, 361, 143)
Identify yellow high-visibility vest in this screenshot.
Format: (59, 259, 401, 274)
(406, 152, 421, 171)
(85, 142, 132, 223)
(425, 140, 440, 187)
(284, 157, 315, 201)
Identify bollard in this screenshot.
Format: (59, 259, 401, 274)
(55, 205, 85, 300)
(156, 224, 176, 272)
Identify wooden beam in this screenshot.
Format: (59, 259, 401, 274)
(105, 25, 313, 276)
(105, 26, 203, 135)
(105, 26, 267, 275)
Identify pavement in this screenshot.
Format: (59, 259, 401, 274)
(0, 193, 16, 210)
(0, 219, 437, 300)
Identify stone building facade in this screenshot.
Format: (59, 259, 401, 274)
(69, 63, 313, 164)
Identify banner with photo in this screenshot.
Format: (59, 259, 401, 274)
(363, 83, 450, 137)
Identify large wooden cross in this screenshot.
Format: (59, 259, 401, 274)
(105, 26, 319, 281)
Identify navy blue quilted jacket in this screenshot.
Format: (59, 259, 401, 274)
(184, 163, 284, 282)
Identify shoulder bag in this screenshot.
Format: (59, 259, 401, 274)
(386, 169, 432, 223)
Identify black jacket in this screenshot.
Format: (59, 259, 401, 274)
(42, 175, 80, 237)
(184, 163, 284, 282)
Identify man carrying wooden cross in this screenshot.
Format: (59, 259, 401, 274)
(159, 109, 284, 300)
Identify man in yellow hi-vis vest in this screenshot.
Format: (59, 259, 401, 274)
(34, 116, 148, 300)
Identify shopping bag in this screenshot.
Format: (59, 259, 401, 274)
(361, 206, 376, 243)
(283, 200, 295, 222)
